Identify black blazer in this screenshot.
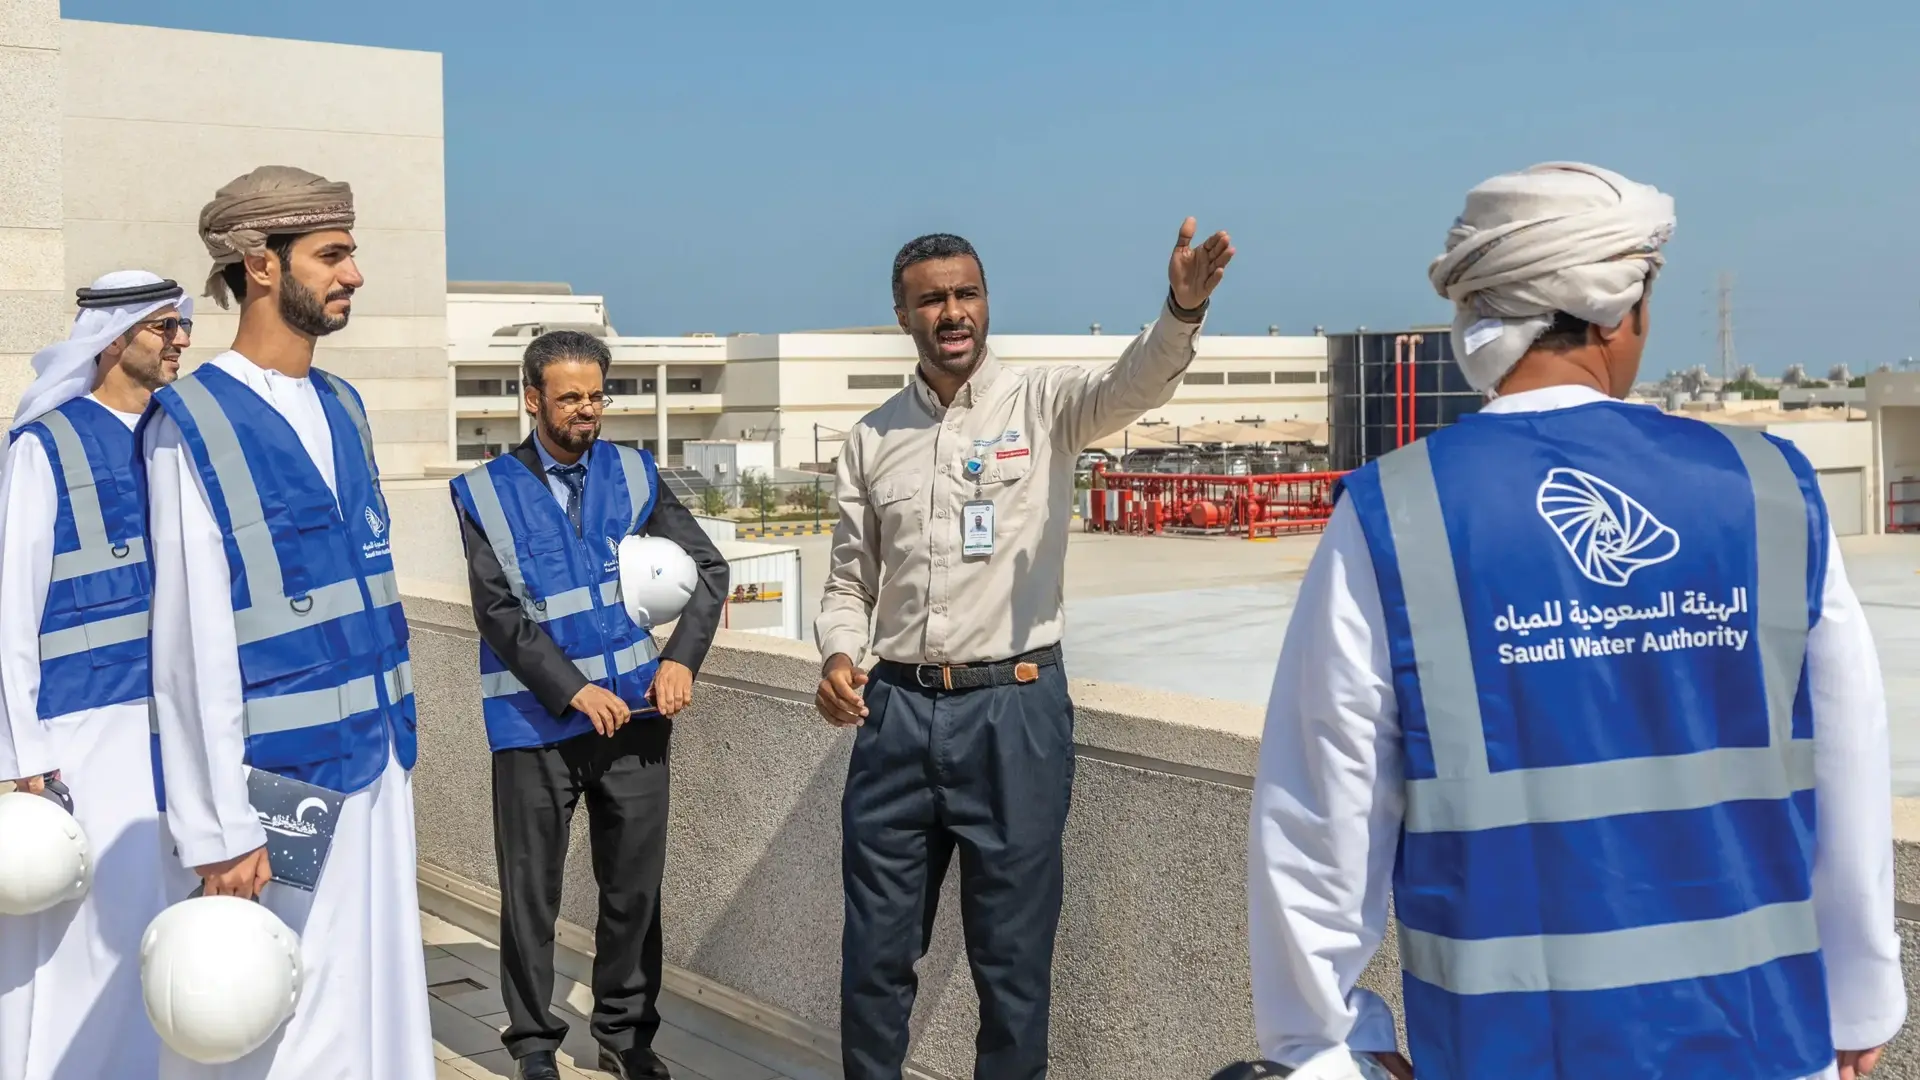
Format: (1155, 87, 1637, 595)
(453, 435, 731, 718)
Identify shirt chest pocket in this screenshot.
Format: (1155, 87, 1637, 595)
(971, 452, 1033, 519)
(870, 470, 925, 549)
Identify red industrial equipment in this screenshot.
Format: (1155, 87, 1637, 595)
(1189, 500, 1227, 529)
(1084, 464, 1347, 539)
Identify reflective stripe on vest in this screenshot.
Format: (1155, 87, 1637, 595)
(460, 449, 647, 622)
(315, 370, 378, 482)
(480, 637, 659, 700)
(26, 404, 153, 720)
(245, 660, 414, 735)
(32, 409, 152, 666)
(37, 408, 149, 584)
(1376, 425, 1815, 997)
(163, 377, 401, 739)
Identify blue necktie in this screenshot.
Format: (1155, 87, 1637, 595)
(548, 463, 586, 534)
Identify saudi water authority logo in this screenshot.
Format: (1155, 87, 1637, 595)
(1535, 467, 1679, 587)
(364, 507, 386, 537)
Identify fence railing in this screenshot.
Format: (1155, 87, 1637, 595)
(692, 477, 834, 532)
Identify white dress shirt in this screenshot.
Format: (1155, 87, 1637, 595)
(0, 400, 143, 779)
(142, 352, 337, 868)
(1248, 385, 1906, 1075)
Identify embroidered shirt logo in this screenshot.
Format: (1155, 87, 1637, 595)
(364, 507, 386, 537)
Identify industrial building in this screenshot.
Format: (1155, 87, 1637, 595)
(0, 14, 1902, 535)
(1326, 327, 1484, 471)
(446, 282, 1331, 471)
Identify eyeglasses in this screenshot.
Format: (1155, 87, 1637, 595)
(138, 317, 193, 340)
(544, 391, 614, 413)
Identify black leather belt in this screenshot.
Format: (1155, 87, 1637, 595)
(884, 643, 1062, 692)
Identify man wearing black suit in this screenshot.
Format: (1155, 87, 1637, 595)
(451, 331, 729, 1080)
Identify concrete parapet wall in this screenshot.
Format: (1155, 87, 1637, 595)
(402, 589, 1916, 1078)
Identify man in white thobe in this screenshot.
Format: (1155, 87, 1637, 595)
(0, 271, 192, 1080)
(143, 166, 434, 1080)
(1247, 164, 1905, 1079)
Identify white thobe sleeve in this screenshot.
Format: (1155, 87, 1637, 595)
(143, 412, 267, 868)
(1806, 530, 1907, 1051)
(0, 433, 59, 780)
(1248, 498, 1405, 1067)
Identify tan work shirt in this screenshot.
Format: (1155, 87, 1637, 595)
(815, 301, 1204, 667)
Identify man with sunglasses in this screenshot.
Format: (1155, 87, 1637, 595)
(450, 330, 729, 1080)
(0, 270, 191, 1080)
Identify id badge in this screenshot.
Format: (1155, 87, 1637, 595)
(962, 500, 995, 558)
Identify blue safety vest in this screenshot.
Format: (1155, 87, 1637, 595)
(10, 397, 152, 721)
(140, 364, 415, 798)
(1338, 400, 1831, 1080)
(449, 442, 661, 752)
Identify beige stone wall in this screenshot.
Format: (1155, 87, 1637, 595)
(0, 0, 68, 428)
(58, 19, 448, 476)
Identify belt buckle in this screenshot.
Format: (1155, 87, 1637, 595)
(913, 663, 952, 690)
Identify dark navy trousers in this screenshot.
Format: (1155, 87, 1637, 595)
(839, 659, 1077, 1080)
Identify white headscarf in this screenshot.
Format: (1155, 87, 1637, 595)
(10, 270, 193, 432)
(1427, 162, 1675, 392)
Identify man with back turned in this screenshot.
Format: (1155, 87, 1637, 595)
(1247, 162, 1905, 1080)
(815, 220, 1235, 1079)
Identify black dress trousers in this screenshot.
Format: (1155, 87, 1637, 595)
(839, 660, 1077, 1080)
(492, 717, 672, 1060)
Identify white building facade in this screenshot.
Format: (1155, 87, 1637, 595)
(449, 285, 1330, 469)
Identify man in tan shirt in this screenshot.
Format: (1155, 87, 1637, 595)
(814, 221, 1235, 1080)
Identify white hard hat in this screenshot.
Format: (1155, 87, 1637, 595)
(618, 535, 699, 627)
(141, 896, 302, 1064)
(0, 789, 90, 915)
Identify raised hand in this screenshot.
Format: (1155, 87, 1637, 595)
(1168, 216, 1235, 313)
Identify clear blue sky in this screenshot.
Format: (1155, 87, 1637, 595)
(66, 0, 1920, 376)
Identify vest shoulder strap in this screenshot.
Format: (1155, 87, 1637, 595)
(608, 443, 658, 534)
(312, 369, 379, 482)
(30, 405, 148, 583)
(455, 457, 533, 602)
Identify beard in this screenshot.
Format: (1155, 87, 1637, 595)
(540, 412, 599, 455)
(119, 343, 180, 392)
(280, 276, 352, 337)
(911, 314, 987, 380)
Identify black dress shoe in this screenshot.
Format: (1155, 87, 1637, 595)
(1211, 1063, 1291, 1080)
(598, 1044, 673, 1079)
(515, 1050, 562, 1080)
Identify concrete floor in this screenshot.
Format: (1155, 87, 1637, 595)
(790, 528, 1920, 796)
(423, 912, 820, 1080)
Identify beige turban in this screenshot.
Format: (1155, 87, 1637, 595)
(197, 165, 355, 308)
(1427, 162, 1675, 392)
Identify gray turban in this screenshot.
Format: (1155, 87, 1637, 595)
(1428, 162, 1675, 392)
(197, 165, 355, 309)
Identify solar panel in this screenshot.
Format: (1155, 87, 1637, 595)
(657, 467, 713, 504)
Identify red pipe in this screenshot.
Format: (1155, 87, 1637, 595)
(1405, 333, 1423, 444)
